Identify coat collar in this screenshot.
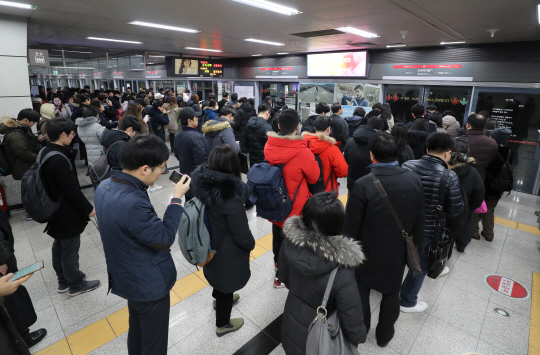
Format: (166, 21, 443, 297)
(370, 165, 406, 176)
(110, 170, 149, 191)
(202, 118, 230, 134)
(283, 216, 365, 268)
(421, 154, 449, 169)
(267, 131, 304, 140)
(301, 132, 337, 145)
(192, 164, 247, 206)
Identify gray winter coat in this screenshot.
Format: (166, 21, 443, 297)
(201, 117, 241, 153)
(75, 116, 105, 163)
(278, 216, 367, 355)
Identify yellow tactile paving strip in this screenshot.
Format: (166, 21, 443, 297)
(32, 193, 540, 354)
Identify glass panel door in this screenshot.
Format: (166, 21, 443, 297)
(383, 85, 424, 124)
(191, 81, 214, 102)
(259, 82, 278, 107)
(423, 85, 472, 127)
(214, 81, 233, 101)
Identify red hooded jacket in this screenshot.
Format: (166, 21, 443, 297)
(303, 132, 348, 194)
(264, 132, 320, 228)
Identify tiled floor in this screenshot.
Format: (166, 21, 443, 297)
(9, 152, 540, 355)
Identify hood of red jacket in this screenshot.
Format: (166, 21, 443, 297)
(264, 131, 308, 165)
(302, 132, 336, 155)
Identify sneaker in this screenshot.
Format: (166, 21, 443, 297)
(69, 280, 101, 297)
(213, 293, 240, 310)
(216, 318, 244, 337)
(273, 276, 285, 289)
(471, 233, 480, 240)
(58, 283, 68, 293)
(481, 231, 493, 242)
(148, 185, 162, 192)
(25, 214, 33, 221)
(439, 266, 450, 277)
(400, 301, 428, 313)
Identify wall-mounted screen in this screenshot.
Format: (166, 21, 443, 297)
(168, 57, 223, 77)
(307, 51, 367, 77)
(175, 59, 199, 75)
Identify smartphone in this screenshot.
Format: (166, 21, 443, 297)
(169, 170, 184, 184)
(9, 261, 44, 281)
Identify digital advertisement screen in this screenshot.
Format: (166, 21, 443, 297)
(175, 59, 199, 75)
(307, 51, 367, 77)
(168, 57, 223, 78)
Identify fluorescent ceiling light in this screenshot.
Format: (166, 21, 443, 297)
(538, 4, 540, 24)
(87, 37, 142, 44)
(129, 21, 199, 33)
(51, 50, 92, 54)
(0, 1, 35, 9)
(245, 38, 285, 46)
(386, 44, 406, 48)
(149, 55, 165, 57)
(276, 52, 288, 55)
(147, 62, 154, 64)
(251, 54, 262, 56)
(337, 26, 378, 38)
(440, 41, 465, 45)
(185, 47, 222, 52)
(231, 0, 299, 15)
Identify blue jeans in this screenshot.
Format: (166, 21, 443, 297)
(400, 237, 432, 307)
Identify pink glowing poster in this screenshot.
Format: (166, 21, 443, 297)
(307, 51, 367, 77)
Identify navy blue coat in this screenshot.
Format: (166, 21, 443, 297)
(174, 126, 209, 175)
(95, 170, 184, 302)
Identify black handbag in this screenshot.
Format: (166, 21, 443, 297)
(369, 173, 422, 275)
(239, 153, 249, 174)
(3, 285, 37, 333)
(427, 170, 453, 279)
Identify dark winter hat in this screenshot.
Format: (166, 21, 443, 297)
(490, 127, 512, 144)
(178, 107, 201, 121)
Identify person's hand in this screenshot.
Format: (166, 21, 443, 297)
(89, 209, 96, 218)
(0, 273, 32, 296)
(173, 175, 191, 199)
(0, 264, 7, 275)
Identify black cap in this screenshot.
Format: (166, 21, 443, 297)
(179, 107, 201, 121)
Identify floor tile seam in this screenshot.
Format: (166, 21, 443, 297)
(476, 297, 492, 352)
(428, 311, 481, 340)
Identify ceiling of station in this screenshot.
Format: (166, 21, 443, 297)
(2, 0, 539, 58)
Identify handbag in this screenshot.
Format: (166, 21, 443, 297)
(427, 170, 454, 279)
(306, 267, 360, 355)
(369, 173, 422, 275)
(475, 200, 487, 214)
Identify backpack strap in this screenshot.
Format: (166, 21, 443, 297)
(324, 170, 335, 190)
(369, 173, 408, 237)
(291, 177, 305, 203)
(104, 140, 124, 157)
(38, 150, 73, 171)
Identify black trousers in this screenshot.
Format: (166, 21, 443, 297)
(213, 289, 233, 327)
(169, 133, 175, 152)
(272, 224, 285, 270)
(127, 293, 170, 355)
(357, 283, 400, 345)
(51, 236, 85, 288)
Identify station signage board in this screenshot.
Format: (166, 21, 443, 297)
(382, 63, 474, 81)
(28, 49, 50, 67)
(113, 72, 124, 79)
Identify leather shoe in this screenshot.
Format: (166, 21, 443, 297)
(23, 328, 47, 348)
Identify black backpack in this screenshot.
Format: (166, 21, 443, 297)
(490, 151, 513, 194)
(88, 140, 123, 189)
(307, 153, 334, 194)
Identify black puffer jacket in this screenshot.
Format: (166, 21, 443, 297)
(232, 102, 256, 152)
(192, 165, 255, 294)
(345, 116, 366, 138)
(344, 125, 377, 190)
(300, 112, 319, 133)
(278, 216, 367, 355)
(402, 155, 465, 241)
(245, 116, 272, 165)
(329, 113, 349, 153)
(485, 145, 512, 199)
(407, 129, 429, 159)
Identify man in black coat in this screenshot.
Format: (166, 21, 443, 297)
(344, 116, 384, 190)
(100, 115, 142, 169)
(301, 102, 329, 134)
(217, 92, 228, 115)
(245, 103, 273, 165)
(328, 102, 349, 152)
(400, 133, 465, 313)
(40, 118, 101, 296)
(346, 132, 425, 347)
(232, 98, 256, 153)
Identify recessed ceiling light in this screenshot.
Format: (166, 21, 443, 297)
(87, 37, 142, 44)
(440, 41, 466, 45)
(185, 47, 222, 52)
(0, 1, 35, 9)
(386, 44, 406, 48)
(276, 52, 288, 55)
(231, 0, 299, 15)
(337, 27, 378, 38)
(245, 38, 285, 46)
(251, 54, 262, 56)
(128, 21, 199, 33)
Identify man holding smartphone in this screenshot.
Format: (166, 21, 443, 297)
(95, 135, 191, 355)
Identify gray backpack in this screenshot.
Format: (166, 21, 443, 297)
(177, 197, 216, 267)
(88, 140, 123, 189)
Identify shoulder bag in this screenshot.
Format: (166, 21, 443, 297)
(369, 173, 422, 275)
(306, 267, 360, 355)
(427, 170, 454, 279)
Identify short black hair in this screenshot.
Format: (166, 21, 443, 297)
(367, 116, 384, 130)
(17, 108, 40, 122)
(121, 134, 169, 171)
(314, 115, 332, 132)
(426, 132, 455, 154)
(80, 105, 99, 118)
(354, 84, 363, 91)
(365, 109, 381, 119)
(209, 93, 215, 100)
(119, 115, 142, 132)
(208, 144, 242, 178)
(426, 104, 438, 112)
(152, 100, 164, 109)
(302, 191, 345, 236)
(220, 106, 236, 117)
(331, 102, 342, 114)
(207, 100, 217, 108)
(485, 118, 499, 131)
(265, 96, 273, 102)
(467, 113, 487, 129)
(372, 102, 384, 111)
(353, 107, 366, 117)
(258, 103, 271, 114)
(411, 103, 425, 118)
(79, 94, 91, 103)
(239, 97, 247, 104)
(185, 89, 190, 94)
(369, 132, 398, 163)
(315, 102, 330, 114)
(47, 118, 76, 142)
(230, 93, 238, 101)
(430, 111, 443, 128)
(278, 109, 300, 135)
(223, 92, 228, 98)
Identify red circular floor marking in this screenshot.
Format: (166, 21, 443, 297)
(485, 275, 529, 298)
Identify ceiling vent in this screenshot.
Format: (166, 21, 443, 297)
(290, 29, 345, 38)
(347, 42, 377, 47)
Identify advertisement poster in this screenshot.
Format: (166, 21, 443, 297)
(299, 83, 334, 105)
(175, 59, 198, 75)
(307, 51, 367, 77)
(337, 83, 380, 107)
(235, 85, 254, 99)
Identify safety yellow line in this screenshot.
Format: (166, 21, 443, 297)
(530, 273, 540, 354)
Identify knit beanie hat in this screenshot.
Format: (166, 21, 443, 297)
(490, 127, 512, 144)
(442, 115, 457, 126)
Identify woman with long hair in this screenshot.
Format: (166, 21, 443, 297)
(390, 123, 414, 166)
(121, 102, 149, 134)
(165, 96, 179, 153)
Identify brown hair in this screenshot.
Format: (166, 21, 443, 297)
(167, 96, 178, 108)
(191, 94, 199, 103)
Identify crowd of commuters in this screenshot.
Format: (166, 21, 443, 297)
(1, 85, 513, 355)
